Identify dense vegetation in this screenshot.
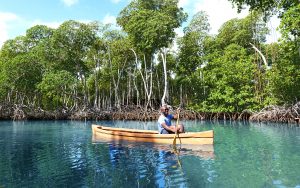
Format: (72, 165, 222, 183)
(0, 0, 299, 121)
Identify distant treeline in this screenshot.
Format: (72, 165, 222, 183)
(0, 0, 299, 122)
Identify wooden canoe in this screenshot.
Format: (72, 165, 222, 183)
(92, 124, 214, 145)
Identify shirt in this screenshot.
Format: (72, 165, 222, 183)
(157, 114, 173, 134)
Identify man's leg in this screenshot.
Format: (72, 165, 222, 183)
(161, 129, 172, 134)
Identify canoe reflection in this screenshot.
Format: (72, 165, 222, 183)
(92, 134, 214, 160)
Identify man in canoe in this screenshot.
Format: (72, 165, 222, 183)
(158, 105, 185, 134)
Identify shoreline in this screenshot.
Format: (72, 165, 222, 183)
(0, 104, 299, 124)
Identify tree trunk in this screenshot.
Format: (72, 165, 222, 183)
(131, 49, 153, 109)
(161, 48, 169, 106)
(93, 55, 100, 108)
(250, 43, 269, 70)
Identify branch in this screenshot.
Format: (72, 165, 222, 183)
(250, 43, 270, 70)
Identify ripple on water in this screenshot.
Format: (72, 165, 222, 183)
(1, 121, 299, 187)
(90, 142, 190, 187)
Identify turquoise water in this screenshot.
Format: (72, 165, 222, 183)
(0, 120, 299, 187)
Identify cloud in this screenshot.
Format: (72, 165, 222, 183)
(175, 28, 184, 37)
(102, 14, 117, 25)
(0, 12, 19, 48)
(0, 12, 18, 21)
(30, 20, 62, 29)
(61, 0, 79, 7)
(194, 0, 248, 34)
(111, 0, 122, 3)
(266, 15, 281, 43)
(183, 0, 280, 43)
(178, 0, 189, 8)
(0, 14, 64, 48)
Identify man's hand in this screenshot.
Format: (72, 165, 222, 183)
(175, 108, 181, 119)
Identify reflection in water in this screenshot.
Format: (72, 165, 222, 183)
(156, 149, 184, 187)
(0, 120, 299, 187)
(98, 141, 213, 187)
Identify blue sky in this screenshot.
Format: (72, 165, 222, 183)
(0, 0, 280, 48)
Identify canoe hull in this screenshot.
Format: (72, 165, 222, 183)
(92, 124, 214, 145)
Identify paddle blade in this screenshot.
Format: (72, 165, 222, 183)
(172, 135, 176, 146)
(172, 132, 179, 147)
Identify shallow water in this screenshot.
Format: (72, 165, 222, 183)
(0, 120, 299, 187)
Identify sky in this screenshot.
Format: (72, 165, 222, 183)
(0, 0, 280, 48)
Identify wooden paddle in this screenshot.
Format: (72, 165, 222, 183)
(172, 108, 180, 147)
(172, 108, 183, 170)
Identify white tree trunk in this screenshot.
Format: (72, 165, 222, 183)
(93, 55, 99, 108)
(131, 49, 153, 109)
(250, 43, 270, 70)
(161, 48, 168, 106)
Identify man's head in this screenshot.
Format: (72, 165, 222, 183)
(160, 105, 169, 116)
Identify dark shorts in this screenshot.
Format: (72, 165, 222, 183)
(160, 129, 174, 134)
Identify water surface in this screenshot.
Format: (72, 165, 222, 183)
(0, 120, 299, 187)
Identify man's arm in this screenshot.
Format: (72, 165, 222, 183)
(172, 113, 179, 120)
(160, 122, 176, 132)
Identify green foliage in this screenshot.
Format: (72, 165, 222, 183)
(184, 11, 210, 34)
(48, 20, 97, 75)
(0, 60, 8, 101)
(37, 71, 76, 109)
(177, 12, 270, 112)
(228, 0, 299, 17)
(0, 36, 28, 59)
(279, 4, 300, 39)
(3, 53, 43, 95)
(216, 12, 268, 49)
(0, 1, 299, 113)
(117, 0, 187, 54)
(177, 11, 210, 76)
(202, 44, 257, 112)
(266, 41, 300, 104)
(25, 25, 54, 50)
(177, 32, 204, 75)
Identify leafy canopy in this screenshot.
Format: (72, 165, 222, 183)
(117, 0, 187, 54)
